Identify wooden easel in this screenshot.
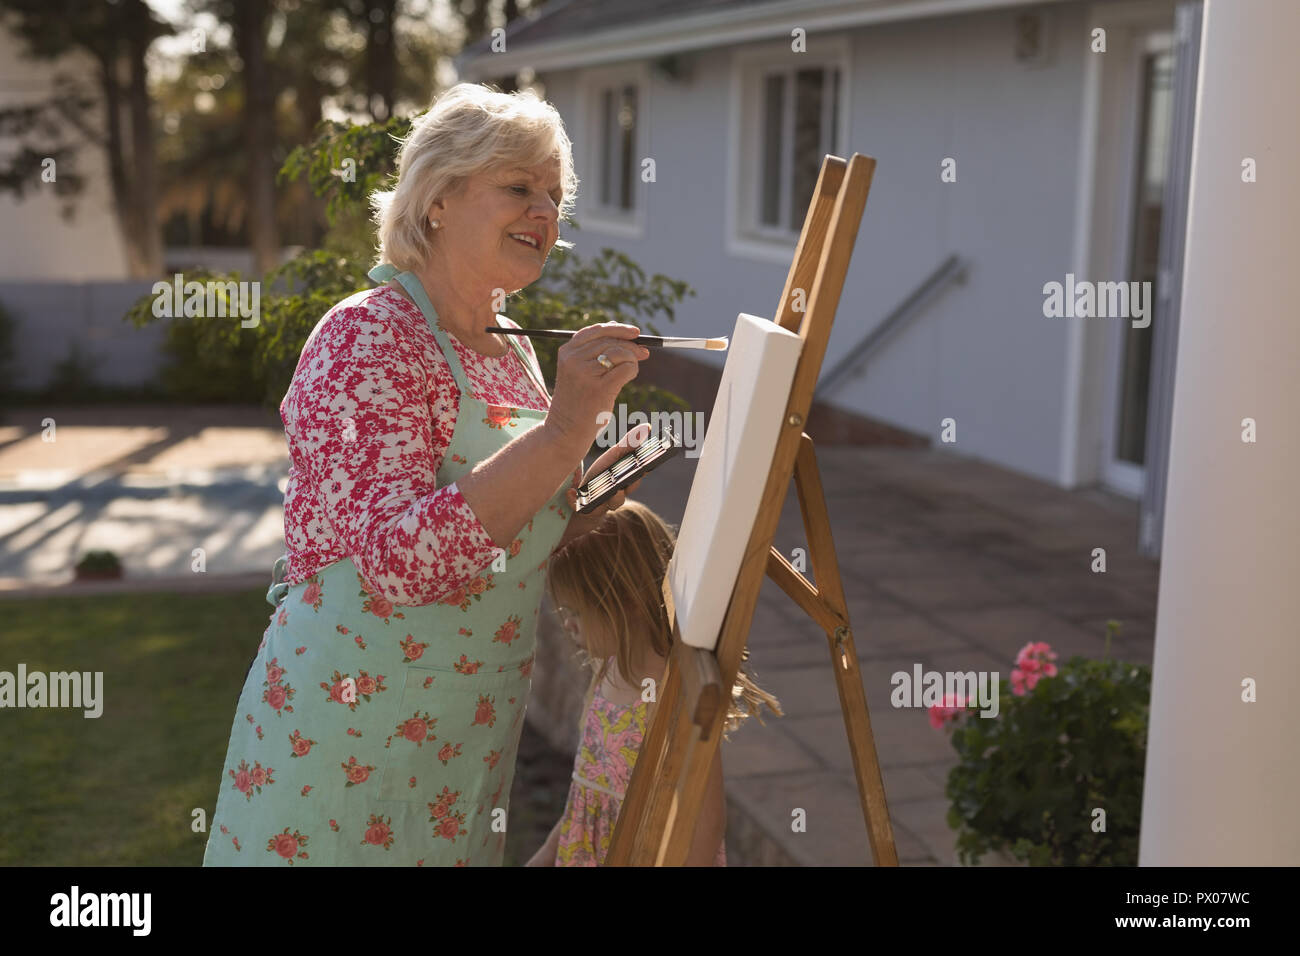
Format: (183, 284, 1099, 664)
(605, 152, 896, 867)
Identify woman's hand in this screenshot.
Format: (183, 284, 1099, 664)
(564, 422, 651, 519)
(546, 322, 650, 453)
(459, 324, 648, 552)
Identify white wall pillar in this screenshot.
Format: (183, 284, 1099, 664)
(1139, 0, 1300, 865)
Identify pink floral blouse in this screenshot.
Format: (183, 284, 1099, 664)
(279, 284, 550, 605)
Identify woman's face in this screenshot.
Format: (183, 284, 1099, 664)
(433, 157, 563, 294)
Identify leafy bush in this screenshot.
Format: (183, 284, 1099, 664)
(938, 623, 1151, 865)
(75, 550, 122, 574)
(123, 269, 263, 403)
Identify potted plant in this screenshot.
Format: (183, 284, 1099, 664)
(930, 621, 1150, 866)
(75, 550, 123, 581)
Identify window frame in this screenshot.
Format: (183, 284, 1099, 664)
(575, 62, 651, 240)
(728, 37, 851, 263)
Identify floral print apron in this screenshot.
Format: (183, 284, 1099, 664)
(203, 264, 571, 866)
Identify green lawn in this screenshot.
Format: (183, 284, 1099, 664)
(0, 587, 569, 866)
(0, 588, 272, 865)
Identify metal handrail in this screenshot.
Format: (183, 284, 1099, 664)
(815, 253, 967, 399)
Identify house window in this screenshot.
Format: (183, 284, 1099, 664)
(758, 65, 841, 232)
(597, 83, 638, 212)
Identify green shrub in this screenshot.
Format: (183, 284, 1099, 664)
(75, 550, 122, 574)
(941, 623, 1151, 865)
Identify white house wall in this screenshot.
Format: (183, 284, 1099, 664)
(0, 28, 130, 280)
(540, 3, 1103, 488)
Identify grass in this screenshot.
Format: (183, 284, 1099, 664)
(0, 587, 571, 866)
(0, 588, 271, 865)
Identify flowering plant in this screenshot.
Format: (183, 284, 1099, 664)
(929, 622, 1150, 865)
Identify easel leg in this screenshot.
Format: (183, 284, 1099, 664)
(766, 434, 899, 865)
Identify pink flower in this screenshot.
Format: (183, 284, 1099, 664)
(1010, 642, 1059, 695)
(301, 582, 321, 606)
(927, 693, 967, 729)
(402, 717, 430, 743)
(272, 833, 297, 858)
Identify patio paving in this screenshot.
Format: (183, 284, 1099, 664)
(0, 404, 1160, 865)
(0, 405, 287, 588)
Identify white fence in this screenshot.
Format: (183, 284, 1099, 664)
(1, 281, 166, 390)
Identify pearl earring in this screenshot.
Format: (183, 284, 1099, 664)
(429, 218, 441, 229)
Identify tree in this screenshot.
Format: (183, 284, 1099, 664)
(232, 0, 281, 275)
(0, 0, 168, 276)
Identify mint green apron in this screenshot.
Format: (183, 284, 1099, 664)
(203, 264, 572, 866)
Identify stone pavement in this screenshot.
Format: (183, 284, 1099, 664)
(0, 405, 288, 588)
(0, 404, 1160, 865)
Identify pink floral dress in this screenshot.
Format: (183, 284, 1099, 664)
(203, 264, 575, 866)
(556, 663, 727, 866)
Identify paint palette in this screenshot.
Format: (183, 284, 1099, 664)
(575, 424, 682, 515)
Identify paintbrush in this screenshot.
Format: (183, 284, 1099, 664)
(484, 327, 729, 350)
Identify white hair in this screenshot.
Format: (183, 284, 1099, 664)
(370, 83, 578, 272)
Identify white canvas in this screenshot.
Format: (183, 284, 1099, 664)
(667, 313, 803, 649)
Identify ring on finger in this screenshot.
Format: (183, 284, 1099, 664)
(596, 353, 615, 371)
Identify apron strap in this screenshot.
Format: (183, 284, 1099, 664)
(369, 262, 472, 396)
(367, 262, 400, 283)
(266, 553, 290, 607)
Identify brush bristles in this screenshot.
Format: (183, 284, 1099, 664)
(706, 337, 729, 350)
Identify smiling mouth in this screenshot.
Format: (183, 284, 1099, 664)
(509, 234, 541, 250)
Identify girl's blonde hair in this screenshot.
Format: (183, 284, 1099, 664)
(370, 82, 579, 272)
(547, 500, 783, 737)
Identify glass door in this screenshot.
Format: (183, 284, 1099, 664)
(1103, 32, 1175, 496)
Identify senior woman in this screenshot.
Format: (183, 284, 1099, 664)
(203, 83, 650, 867)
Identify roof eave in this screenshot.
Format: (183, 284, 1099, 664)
(455, 0, 1077, 80)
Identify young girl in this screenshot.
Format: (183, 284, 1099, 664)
(527, 500, 782, 867)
